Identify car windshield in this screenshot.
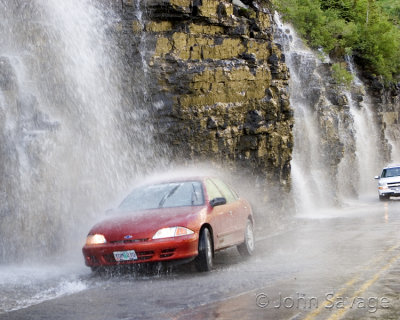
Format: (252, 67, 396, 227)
(382, 167, 400, 178)
(118, 181, 204, 211)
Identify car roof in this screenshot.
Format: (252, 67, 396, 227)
(152, 176, 208, 183)
(135, 175, 212, 187)
(383, 164, 400, 169)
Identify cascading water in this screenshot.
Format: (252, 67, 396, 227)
(342, 56, 383, 196)
(0, 0, 158, 263)
(274, 13, 387, 213)
(274, 14, 337, 213)
(387, 134, 400, 163)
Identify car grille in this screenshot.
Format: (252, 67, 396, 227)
(160, 248, 176, 258)
(109, 238, 148, 244)
(137, 251, 155, 260)
(103, 254, 116, 263)
(388, 182, 400, 190)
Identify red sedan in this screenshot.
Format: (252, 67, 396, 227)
(82, 176, 255, 272)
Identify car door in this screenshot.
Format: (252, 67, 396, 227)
(204, 178, 234, 250)
(211, 178, 248, 245)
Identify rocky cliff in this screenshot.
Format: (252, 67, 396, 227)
(118, 0, 294, 195)
(365, 76, 400, 162)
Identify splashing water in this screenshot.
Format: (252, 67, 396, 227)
(0, 0, 157, 262)
(0, 264, 89, 313)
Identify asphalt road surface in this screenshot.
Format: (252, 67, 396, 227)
(3, 197, 400, 320)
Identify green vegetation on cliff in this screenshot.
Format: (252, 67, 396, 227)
(377, 0, 400, 23)
(273, 0, 400, 82)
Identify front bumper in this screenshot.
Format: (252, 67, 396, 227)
(82, 234, 198, 267)
(378, 186, 400, 196)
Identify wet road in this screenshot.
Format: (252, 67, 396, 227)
(3, 197, 400, 320)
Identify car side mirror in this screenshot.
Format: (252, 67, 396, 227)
(210, 197, 227, 207)
(374, 176, 380, 180)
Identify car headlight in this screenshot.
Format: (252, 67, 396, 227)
(378, 182, 388, 190)
(86, 234, 107, 245)
(152, 227, 194, 239)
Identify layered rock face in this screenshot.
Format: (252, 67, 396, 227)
(366, 78, 400, 162)
(119, 0, 294, 191)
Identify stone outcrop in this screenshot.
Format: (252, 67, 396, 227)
(363, 76, 400, 162)
(118, 0, 294, 194)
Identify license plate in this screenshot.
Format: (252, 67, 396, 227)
(113, 250, 137, 262)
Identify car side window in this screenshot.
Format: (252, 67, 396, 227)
(211, 178, 237, 203)
(205, 179, 223, 200)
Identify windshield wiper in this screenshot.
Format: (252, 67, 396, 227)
(158, 184, 180, 208)
(191, 183, 198, 205)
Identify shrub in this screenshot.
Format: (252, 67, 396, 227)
(273, 0, 400, 82)
(332, 62, 354, 87)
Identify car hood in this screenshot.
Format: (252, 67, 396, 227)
(379, 176, 400, 184)
(88, 206, 206, 242)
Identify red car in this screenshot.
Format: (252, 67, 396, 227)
(82, 176, 255, 272)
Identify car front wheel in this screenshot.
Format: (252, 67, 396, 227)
(195, 228, 213, 272)
(237, 219, 255, 257)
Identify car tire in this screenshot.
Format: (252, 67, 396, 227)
(195, 228, 213, 272)
(237, 219, 255, 257)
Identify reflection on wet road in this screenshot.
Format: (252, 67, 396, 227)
(3, 197, 400, 320)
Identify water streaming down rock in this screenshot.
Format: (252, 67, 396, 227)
(0, 0, 158, 262)
(386, 132, 400, 163)
(341, 56, 384, 196)
(369, 70, 400, 166)
(274, 13, 387, 213)
(274, 15, 339, 212)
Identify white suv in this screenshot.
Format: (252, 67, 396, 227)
(375, 165, 400, 201)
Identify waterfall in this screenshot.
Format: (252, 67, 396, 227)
(274, 13, 386, 213)
(274, 14, 337, 213)
(387, 135, 400, 163)
(0, 0, 157, 262)
(342, 56, 383, 196)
